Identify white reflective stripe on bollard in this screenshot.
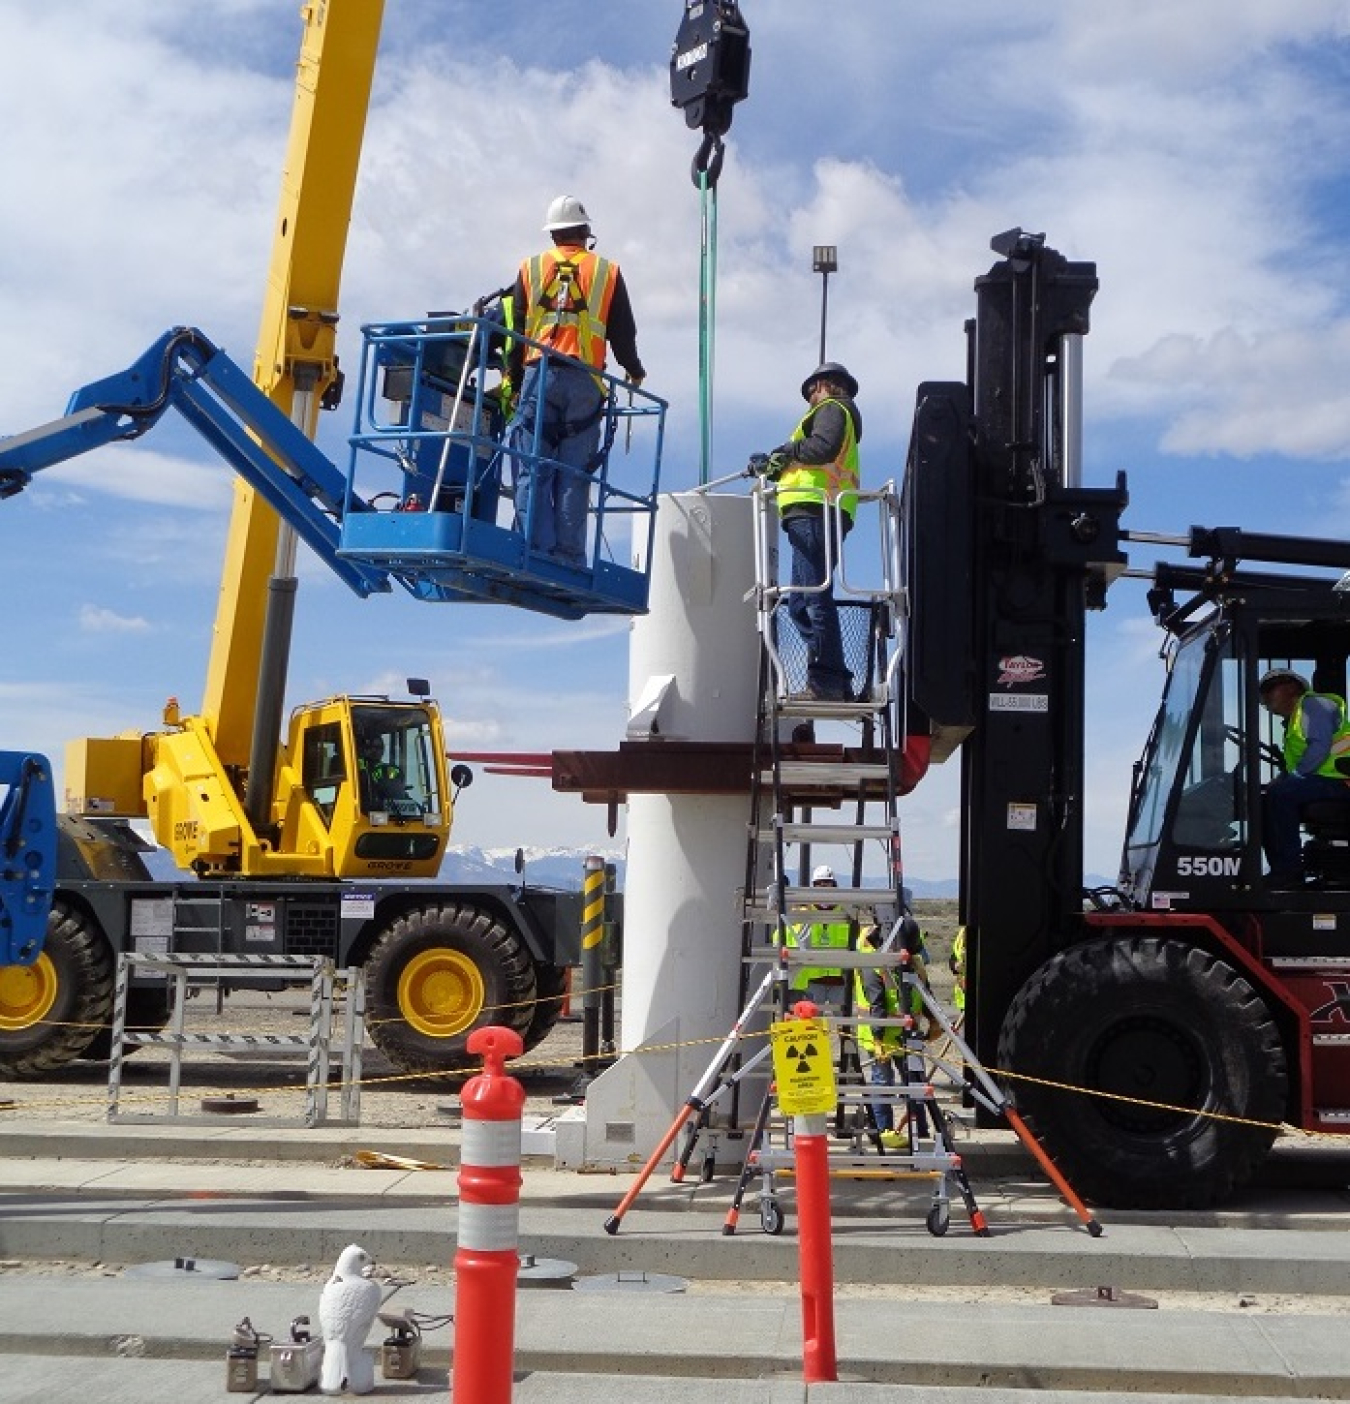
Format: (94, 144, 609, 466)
(462, 1119, 523, 1166)
(457, 1200, 522, 1253)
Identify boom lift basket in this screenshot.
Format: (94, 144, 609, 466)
(341, 316, 667, 620)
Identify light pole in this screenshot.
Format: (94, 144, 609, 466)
(812, 245, 837, 364)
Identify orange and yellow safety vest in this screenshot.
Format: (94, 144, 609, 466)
(519, 245, 619, 372)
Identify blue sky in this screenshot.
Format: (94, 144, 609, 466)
(2, 2, 1349, 880)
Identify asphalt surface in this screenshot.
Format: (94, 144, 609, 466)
(1, 1114, 1349, 1400)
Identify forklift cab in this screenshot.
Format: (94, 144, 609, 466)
(1121, 570, 1350, 912)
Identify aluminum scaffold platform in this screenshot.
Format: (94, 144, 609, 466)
(605, 479, 1101, 1240)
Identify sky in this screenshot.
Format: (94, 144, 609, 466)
(2, 1, 1349, 882)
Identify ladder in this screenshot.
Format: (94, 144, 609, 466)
(604, 481, 1100, 1240)
(661, 483, 990, 1233)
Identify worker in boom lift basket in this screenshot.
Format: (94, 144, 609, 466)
(1258, 667, 1350, 887)
(506, 195, 645, 569)
(752, 362, 862, 703)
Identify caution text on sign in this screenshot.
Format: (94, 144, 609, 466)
(769, 1016, 838, 1116)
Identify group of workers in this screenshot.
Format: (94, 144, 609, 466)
(493, 195, 861, 699)
(786, 864, 942, 1148)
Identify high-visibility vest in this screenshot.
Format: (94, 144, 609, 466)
(785, 919, 851, 988)
(519, 246, 619, 372)
(951, 927, 966, 1013)
(853, 958, 924, 1056)
(1285, 692, 1350, 779)
(777, 396, 860, 520)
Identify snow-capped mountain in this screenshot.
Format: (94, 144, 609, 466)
(440, 844, 627, 890)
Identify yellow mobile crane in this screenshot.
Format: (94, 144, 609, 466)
(0, 2, 664, 1076)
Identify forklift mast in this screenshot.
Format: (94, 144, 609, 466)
(904, 229, 1129, 1067)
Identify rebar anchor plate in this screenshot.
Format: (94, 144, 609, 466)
(1051, 1284, 1158, 1309)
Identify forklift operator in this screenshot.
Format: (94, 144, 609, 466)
(1259, 668, 1350, 887)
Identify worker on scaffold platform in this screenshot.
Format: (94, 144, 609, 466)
(783, 864, 853, 1013)
(753, 362, 862, 702)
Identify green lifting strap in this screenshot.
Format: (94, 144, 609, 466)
(697, 169, 719, 486)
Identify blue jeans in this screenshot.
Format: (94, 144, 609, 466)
(783, 508, 851, 696)
(1263, 771, 1350, 878)
(508, 360, 603, 564)
(868, 1048, 930, 1136)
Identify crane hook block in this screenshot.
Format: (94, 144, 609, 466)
(670, 1, 751, 140)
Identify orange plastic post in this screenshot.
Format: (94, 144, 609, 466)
(794, 1110, 838, 1383)
(451, 1026, 526, 1404)
(784, 998, 837, 1385)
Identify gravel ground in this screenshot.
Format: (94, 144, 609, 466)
(0, 901, 963, 1129)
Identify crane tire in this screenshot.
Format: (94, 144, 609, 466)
(81, 985, 173, 1063)
(997, 934, 1286, 1210)
(522, 963, 568, 1053)
(365, 902, 537, 1075)
(0, 902, 114, 1079)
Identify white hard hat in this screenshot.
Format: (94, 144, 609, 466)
(811, 864, 836, 884)
(544, 194, 592, 232)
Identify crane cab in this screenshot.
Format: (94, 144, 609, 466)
(276, 696, 453, 880)
(338, 315, 666, 621)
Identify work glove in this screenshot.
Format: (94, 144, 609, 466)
(747, 449, 790, 480)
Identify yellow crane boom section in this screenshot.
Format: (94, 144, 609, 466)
(202, 0, 386, 766)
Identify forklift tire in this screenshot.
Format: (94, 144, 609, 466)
(521, 963, 568, 1054)
(365, 902, 537, 1075)
(0, 902, 114, 1079)
(998, 935, 1286, 1210)
(81, 985, 173, 1063)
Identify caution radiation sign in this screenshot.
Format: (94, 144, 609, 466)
(769, 1016, 838, 1116)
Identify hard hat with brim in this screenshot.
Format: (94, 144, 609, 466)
(801, 362, 859, 400)
(1258, 668, 1309, 695)
(544, 194, 592, 232)
(811, 864, 836, 884)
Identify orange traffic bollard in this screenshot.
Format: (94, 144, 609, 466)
(451, 1025, 525, 1404)
(784, 999, 838, 1385)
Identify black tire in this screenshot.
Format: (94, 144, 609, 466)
(81, 984, 173, 1063)
(365, 903, 537, 1075)
(760, 1199, 785, 1236)
(521, 963, 568, 1054)
(926, 1202, 950, 1237)
(998, 935, 1286, 1210)
(0, 902, 114, 1078)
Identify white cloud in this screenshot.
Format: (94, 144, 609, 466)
(3, 3, 1350, 878)
(78, 605, 151, 635)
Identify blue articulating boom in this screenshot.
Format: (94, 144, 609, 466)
(0, 320, 665, 621)
(0, 753, 56, 967)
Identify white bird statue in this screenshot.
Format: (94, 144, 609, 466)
(319, 1243, 382, 1395)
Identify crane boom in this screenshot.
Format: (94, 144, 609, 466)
(204, 0, 385, 772)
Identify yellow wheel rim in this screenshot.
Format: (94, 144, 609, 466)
(397, 948, 484, 1039)
(0, 953, 59, 1031)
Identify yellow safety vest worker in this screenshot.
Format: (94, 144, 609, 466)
(950, 927, 967, 1014)
(853, 956, 926, 1057)
(784, 919, 852, 989)
(1285, 692, 1350, 779)
(519, 246, 619, 373)
(776, 396, 860, 521)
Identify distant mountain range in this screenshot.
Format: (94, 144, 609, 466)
(439, 845, 974, 896)
(134, 831, 1105, 900)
